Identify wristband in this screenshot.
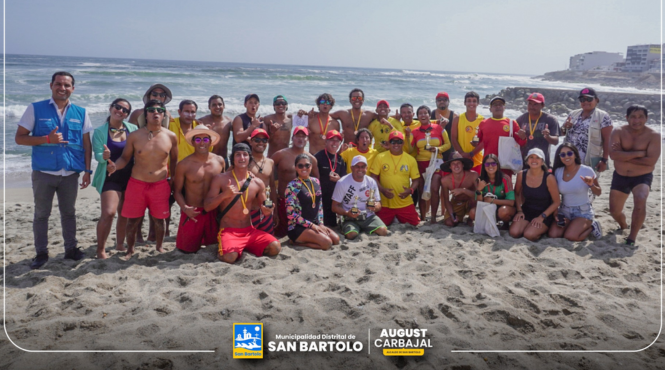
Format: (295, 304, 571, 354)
(600, 158, 608, 163)
(475, 191, 482, 195)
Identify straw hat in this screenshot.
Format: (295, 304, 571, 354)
(184, 125, 220, 146)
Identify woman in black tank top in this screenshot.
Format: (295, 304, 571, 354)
(509, 149, 560, 241)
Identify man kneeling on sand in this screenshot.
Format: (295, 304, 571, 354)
(332, 156, 387, 240)
(173, 126, 226, 253)
(205, 144, 281, 263)
(440, 152, 478, 227)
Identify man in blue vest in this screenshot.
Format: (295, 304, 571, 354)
(15, 71, 93, 269)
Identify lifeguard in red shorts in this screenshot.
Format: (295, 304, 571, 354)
(204, 143, 281, 263)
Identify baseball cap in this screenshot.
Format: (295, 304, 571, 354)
(527, 92, 545, 104)
(436, 92, 450, 100)
(244, 94, 260, 103)
(325, 130, 343, 140)
(250, 128, 269, 139)
(489, 96, 506, 105)
(525, 148, 545, 160)
(376, 100, 390, 108)
(388, 131, 404, 141)
(351, 155, 368, 167)
(273, 95, 288, 104)
(578, 87, 597, 99)
(293, 126, 309, 136)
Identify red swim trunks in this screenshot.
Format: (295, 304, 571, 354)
(376, 204, 420, 226)
(274, 197, 288, 238)
(176, 208, 219, 253)
(121, 177, 171, 219)
(217, 226, 277, 258)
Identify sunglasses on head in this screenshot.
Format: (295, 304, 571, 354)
(389, 140, 404, 145)
(150, 91, 167, 98)
(350, 96, 364, 102)
(274, 101, 287, 106)
(109, 127, 127, 133)
(297, 163, 311, 169)
(193, 137, 211, 144)
(484, 162, 498, 167)
(252, 137, 268, 143)
(579, 96, 594, 103)
(559, 151, 575, 158)
(112, 103, 130, 114)
(146, 107, 166, 114)
(318, 100, 332, 105)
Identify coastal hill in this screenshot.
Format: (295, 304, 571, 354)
(533, 70, 662, 90)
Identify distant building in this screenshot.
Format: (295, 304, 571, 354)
(623, 44, 663, 72)
(569, 51, 624, 71)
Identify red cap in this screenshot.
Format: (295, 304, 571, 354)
(436, 92, 450, 100)
(527, 92, 545, 104)
(388, 131, 404, 141)
(325, 130, 343, 140)
(376, 100, 390, 108)
(250, 128, 269, 139)
(293, 126, 309, 136)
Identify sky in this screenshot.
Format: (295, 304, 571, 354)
(3, 0, 662, 75)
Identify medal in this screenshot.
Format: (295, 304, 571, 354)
(231, 170, 250, 217)
(354, 130, 358, 135)
(243, 208, 249, 215)
(529, 135, 534, 140)
(318, 114, 330, 141)
(321, 134, 326, 140)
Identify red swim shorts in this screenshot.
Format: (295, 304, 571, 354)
(274, 197, 288, 238)
(121, 177, 171, 219)
(376, 204, 420, 226)
(217, 226, 277, 258)
(176, 208, 219, 253)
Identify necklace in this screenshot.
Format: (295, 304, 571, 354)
(528, 113, 542, 140)
(390, 153, 404, 174)
(350, 109, 362, 135)
(231, 170, 250, 214)
(145, 126, 161, 141)
(325, 150, 337, 173)
(254, 156, 266, 173)
(318, 114, 330, 140)
(299, 177, 316, 208)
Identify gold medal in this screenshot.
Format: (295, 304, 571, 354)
(320, 134, 326, 140)
(529, 135, 534, 140)
(354, 130, 358, 135)
(243, 208, 249, 215)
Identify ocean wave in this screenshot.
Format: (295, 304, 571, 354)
(76, 70, 196, 78)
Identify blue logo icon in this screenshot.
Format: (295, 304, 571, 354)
(233, 323, 263, 359)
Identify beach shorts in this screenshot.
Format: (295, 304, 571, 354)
(275, 198, 288, 238)
(417, 161, 429, 176)
(217, 226, 277, 257)
(176, 208, 219, 253)
(288, 224, 312, 243)
(376, 204, 420, 226)
(443, 198, 471, 222)
(558, 203, 594, 222)
(342, 214, 386, 236)
(611, 171, 653, 194)
(121, 178, 171, 219)
(251, 209, 274, 235)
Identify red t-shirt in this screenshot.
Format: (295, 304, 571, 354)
(477, 117, 527, 157)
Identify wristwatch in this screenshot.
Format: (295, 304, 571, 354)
(540, 213, 548, 219)
(599, 158, 608, 163)
(84, 169, 93, 174)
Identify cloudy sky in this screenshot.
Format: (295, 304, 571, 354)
(4, 0, 662, 75)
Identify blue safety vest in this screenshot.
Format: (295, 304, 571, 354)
(31, 99, 86, 172)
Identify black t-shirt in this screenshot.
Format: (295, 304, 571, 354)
(515, 112, 560, 167)
(314, 149, 347, 196)
(431, 109, 455, 160)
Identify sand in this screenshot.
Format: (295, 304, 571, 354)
(1, 157, 664, 370)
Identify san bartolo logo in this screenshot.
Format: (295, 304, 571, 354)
(502, 124, 510, 132)
(233, 323, 263, 359)
(465, 125, 473, 133)
(382, 164, 390, 172)
(373, 328, 432, 356)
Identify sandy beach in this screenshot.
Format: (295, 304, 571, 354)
(1, 154, 663, 370)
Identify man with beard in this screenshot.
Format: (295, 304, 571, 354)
(198, 95, 232, 166)
(205, 144, 281, 264)
(515, 92, 560, 169)
(232, 93, 265, 146)
(129, 84, 173, 128)
(430, 92, 458, 161)
(272, 127, 320, 237)
(314, 130, 347, 227)
(329, 88, 379, 144)
(173, 126, 225, 253)
(263, 95, 294, 157)
(247, 128, 276, 234)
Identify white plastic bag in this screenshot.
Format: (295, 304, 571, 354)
(498, 121, 523, 171)
(473, 201, 500, 237)
(421, 148, 443, 201)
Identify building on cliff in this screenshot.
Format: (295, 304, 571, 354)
(569, 51, 624, 71)
(624, 44, 664, 72)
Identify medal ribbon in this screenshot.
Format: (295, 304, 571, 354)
(231, 170, 249, 213)
(318, 114, 330, 137)
(528, 112, 542, 138)
(350, 109, 362, 132)
(299, 177, 316, 208)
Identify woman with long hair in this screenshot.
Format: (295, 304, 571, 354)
(92, 98, 138, 259)
(285, 154, 340, 250)
(548, 143, 602, 241)
(469, 154, 516, 225)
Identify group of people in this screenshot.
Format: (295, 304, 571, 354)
(17, 72, 660, 269)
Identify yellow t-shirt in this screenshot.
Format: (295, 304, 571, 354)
(169, 118, 213, 162)
(340, 147, 378, 174)
(456, 112, 484, 168)
(368, 117, 404, 153)
(369, 151, 420, 209)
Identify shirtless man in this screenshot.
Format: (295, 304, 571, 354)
(204, 144, 281, 263)
(263, 95, 294, 157)
(329, 89, 378, 144)
(608, 104, 661, 246)
(300, 93, 341, 155)
(108, 100, 178, 259)
(198, 95, 232, 163)
(128, 84, 173, 128)
(247, 128, 276, 234)
(272, 127, 320, 237)
(440, 152, 478, 227)
(173, 126, 225, 253)
(232, 94, 265, 146)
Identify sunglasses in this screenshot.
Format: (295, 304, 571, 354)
(578, 96, 594, 103)
(559, 151, 575, 158)
(193, 137, 211, 144)
(484, 162, 498, 167)
(109, 127, 127, 133)
(146, 107, 166, 114)
(318, 100, 332, 105)
(350, 96, 364, 102)
(389, 140, 404, 145)
(150, 91, 167, 98)
(296, 163, 311, 169)
(274, 101, 287, 106)
(252, 138, 268, 143)
(112, 104, 130, 114)
(436, 98, 449, 102)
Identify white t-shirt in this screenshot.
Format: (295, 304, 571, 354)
(331, 174, 381, 216)
(555, 165, 595, 207)
(19, 98, 93, 176)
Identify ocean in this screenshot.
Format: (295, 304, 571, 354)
(2, 54, 656, 187)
